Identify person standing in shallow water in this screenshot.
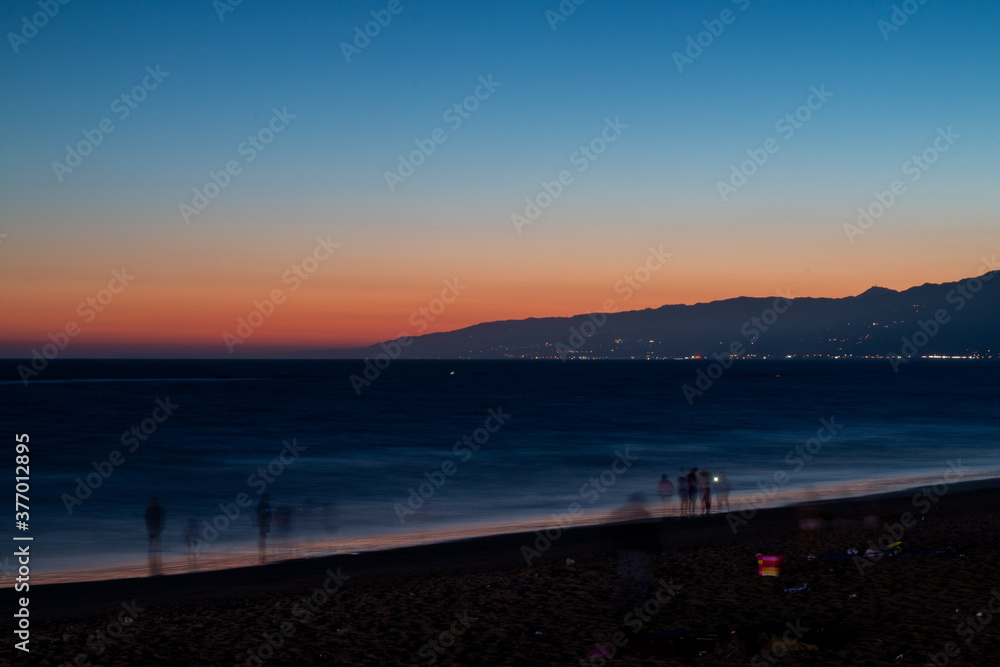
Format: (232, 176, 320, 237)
(184, 518, 200, 565)
(256, 494, 272, 562)
(698, 469, 712, 515)
(658, 474, 675, 518)
(686, 468, 699, 516)
(145, 497, 165, 574)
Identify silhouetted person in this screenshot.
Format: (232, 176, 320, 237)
(184, 518, 200, 565)
(145, 497, 165, 575)
(699, 469, 712, 515)
(256, 494, 272, 562)
(605, 494, 660, 619)
(658, 474, 674, 518)
(686, 468, 699, 516)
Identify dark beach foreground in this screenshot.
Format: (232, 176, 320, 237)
(5, 481, 1000, 666)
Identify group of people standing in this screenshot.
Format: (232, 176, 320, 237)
(143, 493, 282, 574)
(658, 469, 730, 517)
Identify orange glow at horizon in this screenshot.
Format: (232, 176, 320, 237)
(4, 268, 990, 354)
(2, 221, 994, 354)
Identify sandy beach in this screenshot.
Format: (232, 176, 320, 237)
(5, 480, 1000, 666)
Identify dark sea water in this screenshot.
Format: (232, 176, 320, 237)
(1, 359, 998, 583)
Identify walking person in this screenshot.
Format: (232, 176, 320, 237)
(184, 518, 200, 566)
(145, 497, 165, 575)
(256, 494, 272, 562)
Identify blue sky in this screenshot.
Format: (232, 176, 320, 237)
(1, 0, 998, 353)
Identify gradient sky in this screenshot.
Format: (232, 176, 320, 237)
(1, 0, 998, 356)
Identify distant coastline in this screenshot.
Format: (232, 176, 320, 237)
(291, 270, 999, 362)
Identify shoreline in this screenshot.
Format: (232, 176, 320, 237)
(15, 470, 999, 590)
(6, 478, 1000, 665)
(13, 476, 1000, 619)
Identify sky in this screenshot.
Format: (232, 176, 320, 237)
(1, 0, 998, 356)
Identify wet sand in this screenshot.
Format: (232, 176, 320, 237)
(4, 479, 1000, 666)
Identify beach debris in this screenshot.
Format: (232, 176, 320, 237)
(756, 554, 785, 576)
(566, 558, 576, 566)
(784, 583, 808, 593)
(896, 654, 904, 659)
(849, 593, 857, 599)
(847, 547, 859, 555)
(535, 631, 543, 635)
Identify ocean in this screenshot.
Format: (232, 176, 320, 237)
(2, 358, 997, 584)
